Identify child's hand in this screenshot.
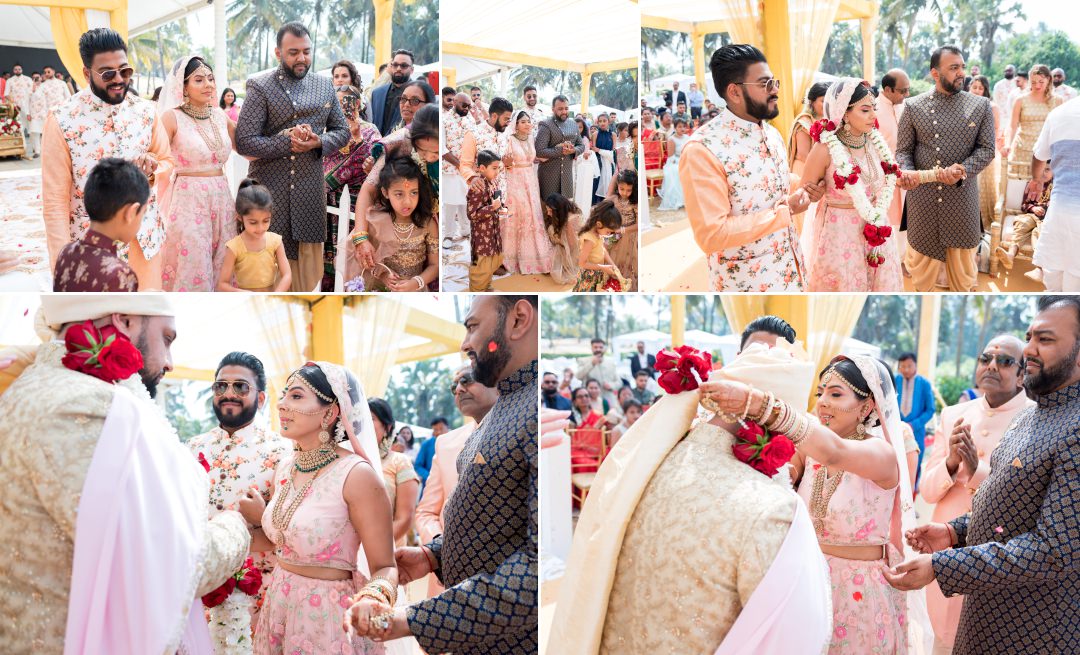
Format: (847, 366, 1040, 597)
(491, 199, 502, 211)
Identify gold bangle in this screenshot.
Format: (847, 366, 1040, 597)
(741, 389, 754, 421)
(750, 390, 774, 424)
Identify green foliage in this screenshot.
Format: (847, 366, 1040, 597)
(994, 27, 1080, 82)
(165, 384, 216, 443)
(852, 295, 920, 361)
(820, 22, 865, 80)
(384, 358, 461, 429)
(934, 374, 971, 407)
(591, 69, 638, 110)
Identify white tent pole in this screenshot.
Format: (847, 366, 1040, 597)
(499, 68, 508, 95)
(214, 0, 228, 91)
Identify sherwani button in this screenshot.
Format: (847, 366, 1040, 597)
(938, 198, 943, 203)
(290, 184, 294, 189)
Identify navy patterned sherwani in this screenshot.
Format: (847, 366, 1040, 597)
(406, 360, 538, 654)
(932, 381, 1080, 655)
(235, 65, 350, 260)
(536, 117, 585, 200)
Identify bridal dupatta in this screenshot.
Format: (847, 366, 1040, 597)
(548, 342, 830, 655)
(64, 386, 213, 655)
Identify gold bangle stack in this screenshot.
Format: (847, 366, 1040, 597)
(355, 577, 397, 607)
(788, 414, 814, 446)
(766, 399, 799, 436)
(351, 231, 370, 246)
(749, 390, 775, 424)
(917, 168, 941, 185)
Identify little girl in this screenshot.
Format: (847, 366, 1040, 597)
(543, 193, 581, 287)
(218, 178, 292, 292)
(361, 156, 438, 292)
(608, 169, 638, 290)
(573, 199, 622, 292)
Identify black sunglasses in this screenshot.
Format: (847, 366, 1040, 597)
(212, 380, 252, 396)
(451, 374, 474, 393)
(977, 353, 1019, 367)
(398, 96, 426, 107)
(93, 66, 134, 83)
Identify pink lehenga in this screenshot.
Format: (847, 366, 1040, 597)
(255, 453, 384, 655)
(805, 153, 902, 292)
(159, 107, 238, 292)
(797, 437, 908, 654)
(504, 133, 553, 274)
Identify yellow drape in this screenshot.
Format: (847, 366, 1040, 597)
(719, 296, 767, 337)
(253, 296, 312, 431)
(716, 0, 763, 46)
(788, 0, 840, 130)
(806, 295, 866, 385)
(49, 8, 89, 87)
(344, 296, 409, 397)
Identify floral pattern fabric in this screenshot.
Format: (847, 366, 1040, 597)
(504, 135, 553, 274)
(53, 229, 138, 292)
(690, 108, 804, 291)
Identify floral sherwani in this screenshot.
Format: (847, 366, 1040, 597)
(932, 381, 1080, 655)
(52, 229, 138, 291)
(40, 89, 172, 269)
(187, 423, 289, 620)
(460, 119, 510, 195)
(680, 107, 804, 292)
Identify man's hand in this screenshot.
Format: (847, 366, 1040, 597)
(468, 176, 485, 193)
(944, 419, 968, 476)
(1024, 179, 1044, 203)
(882, 554, 936, 591)
(905, 523, 955, 554)
(898, 171, 919, 191)
(802, 180, 826, 203)
(290, 131, 321, 153)
(788, 188, 810, 215)
(592, 354, 603, 365)
(395, 546, 434, 585)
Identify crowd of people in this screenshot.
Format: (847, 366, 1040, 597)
(31, 22, 439, 293)
(0, 294, 539, 655)
(551, 297, 1080, 654)
(442, 85, 638, 291)
(643, 43, 1080, 293)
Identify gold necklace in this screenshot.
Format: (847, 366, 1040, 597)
(180, 100, 211, 120)
(808, 428, 867, 535)
(392, 220, 416, 237)
(184, 108, 226, 160)
(293, 443, 339, 473)
(837, 129, 867, 150)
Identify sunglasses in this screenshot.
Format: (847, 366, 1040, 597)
(212, 380, 252, 396)
(738, 78, 781, 93)
(451, 374, 474, 393)
(399, 96, 426, 107)
(389, 62, 412, 69)
(977, 353, 1019, 367)
(93, 66, 134, 83)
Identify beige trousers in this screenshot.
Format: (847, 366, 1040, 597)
(907, 245, 977, 292)
(469, 253, 503, 292)
(288, 242, 324, 292)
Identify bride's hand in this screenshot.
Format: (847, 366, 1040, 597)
(698, 380, 752, 415)
(238, 487, 266, 525)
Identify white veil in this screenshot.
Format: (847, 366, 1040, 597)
(848, 355, 934, 655)
(158, 55, 199, 114)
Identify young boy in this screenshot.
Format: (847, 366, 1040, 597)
(53, 158, 146, 291)
(466, 149, 505, 292)
(996, 166, 1054, 270)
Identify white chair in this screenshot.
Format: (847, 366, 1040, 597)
(330, 184, 352, 292)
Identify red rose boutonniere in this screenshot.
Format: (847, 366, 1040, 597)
(732, 420, 796, 478)
(61, 320, 143, 383)
(655, 345, 713, 394)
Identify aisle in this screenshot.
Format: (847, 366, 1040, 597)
(441, 238, 573, 292)
(0, 168, 50, 291)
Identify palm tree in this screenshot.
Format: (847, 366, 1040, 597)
(592, 69, 638, 110)
(228, 0, 292, 73)
(641, 28, 674, 89)
(393, 0, 439, 65)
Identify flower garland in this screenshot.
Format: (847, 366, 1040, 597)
(202, 558, 261, 655)
(811, 119, 901, 268)
(0, 116, 21, 137)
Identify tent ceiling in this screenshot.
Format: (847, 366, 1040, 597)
(0, 0, 207, 49)
(640, 0, 877, 32)
(442, 0, 638, 71)
(442, 54, 516, 87)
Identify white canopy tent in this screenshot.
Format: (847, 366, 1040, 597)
(0, 0, 206, 49)
(442, 0, 638, 112)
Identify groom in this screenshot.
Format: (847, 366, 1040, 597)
(884, 295, 1080, 654)
(548, 316, 831, 654)
(236, 21, 350, 291)
(0, 297, 250, 654)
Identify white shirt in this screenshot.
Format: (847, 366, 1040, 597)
(1031, 97, 1080, 275)
(1054, 84, 1078, 102)
(993, 77, 1017, 123)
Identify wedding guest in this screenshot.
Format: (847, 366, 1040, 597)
(368, 398, 420, 546)
(466, 149, 506, 292)
(608, 169, 638, 289)
(371, 49, 416, 136)
(219, 87, 240, 121)
(919, 336, 1032, 654)
(572, 200, 621, 292)
(1005, 64, 1062, 182)
(542, 371, 572, 410)
(577, 337, 621, 405)
(996, 166, 1052, 270)
(896, 352, 935, 490)
(53, 158, 144, 292)
(542, 193, 581, 286)
(1030, 93, 1080, 291)
(788, 81, 831, 179)
(362, 157, 438, 292)
(631, 369, 656, 405)
(218, 178, 291, 292)
(609, 399, 642, 447)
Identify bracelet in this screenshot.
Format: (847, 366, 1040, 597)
(779, 403, 799, 435)
(749, 390, 774, 424)
(789, 414, 812, 446)
(351, 234, 369, 245)
(365, 578, 398, 606)
(741, 389, 754, 421)
(355, 587, 392, 607)
(413, 276, 425, 290)
(422, 546, 438, 573)
(765, 399, 787, 432)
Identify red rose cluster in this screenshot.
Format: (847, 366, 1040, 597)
(655, 345, 713, 394)
(602, 276, 622, 292)
(863, 223, 892, 247)
(732, 421, 796, 478)
(61, 320, 144, 384)
(880, 160, 901, 177)
(809, 118, 837, 143)
(202, 557, 262, 608)
(832, 164, 861, 190)
(866, 252, 887, 268)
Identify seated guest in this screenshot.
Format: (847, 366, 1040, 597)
(996, 166, 1053, 270)
(542, 371, 572, 410)
(631, 369, 656, 406)
(53, 158, 144, 292)
(604, 386, 635, 427)
(610, 399, 643, 447)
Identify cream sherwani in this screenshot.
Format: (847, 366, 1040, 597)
(920, 391, 1034, 650)
(414, 422, 475, 597)
(877, 94, 906, 227)
(0, 342, 250, 654)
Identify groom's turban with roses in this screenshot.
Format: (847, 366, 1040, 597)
(38, 295, 176, 336)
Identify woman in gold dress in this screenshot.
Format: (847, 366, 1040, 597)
(1005, 64, 1062, 181)
(787, 82, 832, 179)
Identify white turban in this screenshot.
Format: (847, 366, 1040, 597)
(37, 295, 176, 337)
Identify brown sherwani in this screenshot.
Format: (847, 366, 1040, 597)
(52, 229, 138, 292)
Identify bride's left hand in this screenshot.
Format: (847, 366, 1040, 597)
(698, 379, 752, 415)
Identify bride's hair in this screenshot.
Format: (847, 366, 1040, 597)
(845, 81, 878, 111)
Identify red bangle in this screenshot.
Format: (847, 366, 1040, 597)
(422, 546, 437, 572)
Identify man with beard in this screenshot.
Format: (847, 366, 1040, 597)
(460, 96, 514, 197)
(896, 46, 995, 292)
(542, 371, 572, 410)
(236, 22, 350, 292)
(353, 295, 539, 654)
(0, 297, 250, 654)
(186, 352, 288, 630)
(919, 335, 1033, 654)
(994, 64, 1018, 124)
(469, 85, 488, 124)
(885, 295, 1080, 655)
(441, 85, 455, 112)
(535, 95, 586, 199)
(577, 338, 621, 408)
(42, 28, 172, 288)
(522, 84, 545, 138)
(1051, 68, 1077, 102)
(370, 49, 415, 136)
(442, 91, 474, 249)
(6, 63, 32, 158)
(680, 44, 819, 292)
(415, 364, 500, 596)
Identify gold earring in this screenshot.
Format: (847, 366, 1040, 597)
(319, 413, 332, 445)
(855, 422, 867, 438)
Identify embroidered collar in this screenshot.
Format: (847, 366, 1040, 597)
(1036, 380, 1080, 409)
(497, 360, 538, 394)
(80, 229, 120, 254)
(720, 106, 766, 132)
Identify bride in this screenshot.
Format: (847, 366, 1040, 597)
(800, 79, 903, 292)
(701, 354, 933, 654)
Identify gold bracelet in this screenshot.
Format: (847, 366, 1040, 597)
(750, 390, 774, 424)
(741, 389, 754, 421)
(765, 399, 787, 432)
(366, 578, 397, 605)
(779, 403, 799, 435)
(789, 414, 812, 446)
(356, 586, 392, 606)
